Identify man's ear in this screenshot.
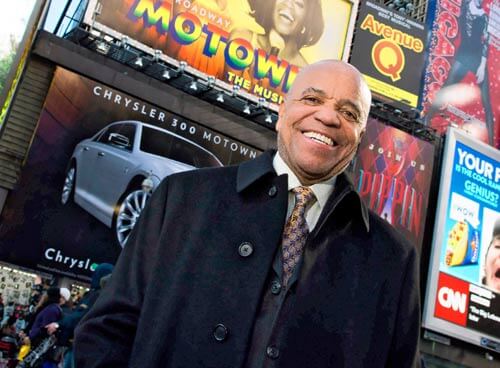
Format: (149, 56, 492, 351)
(359, 128, 366, 141)
(276, 102, 286, 132)
(354, 128, 366, 156)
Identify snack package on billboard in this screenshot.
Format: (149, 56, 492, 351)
(445, 220, 480, 267)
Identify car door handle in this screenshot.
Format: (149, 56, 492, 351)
(83, 147, 89, 151)
(97, 152, 105, 157)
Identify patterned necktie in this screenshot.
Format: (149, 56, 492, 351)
(281, 186, 315, 287)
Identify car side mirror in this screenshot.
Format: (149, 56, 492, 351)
(108, 133, 130, 148)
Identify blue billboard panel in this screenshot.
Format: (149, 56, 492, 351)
(423, 128, 500, 352)
(440, 141, 499, 283)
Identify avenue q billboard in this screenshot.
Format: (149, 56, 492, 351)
(350, 0, 426, 109)
(350, 118, 435, 251)
(421, 0, 500, 149)
(423, 128, 500, 352)
(81, 0, 358, 105)
(0, 67, 259, 281)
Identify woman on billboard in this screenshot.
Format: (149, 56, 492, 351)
(223, 0, 324, 96)
(483, 218, 500, 293)
(425, 0, 495, 146)
(243, 0, 325, 66)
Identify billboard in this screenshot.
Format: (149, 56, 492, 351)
(421, 0, 500, 149)
(350, 117, 436, 251)
(81, 0, 358, 106)
(0, 67, 260, 281)
(423, 128, 500, 352)
(349, 0, 426, 108)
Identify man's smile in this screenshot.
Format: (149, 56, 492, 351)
(303, 131, 336, 147)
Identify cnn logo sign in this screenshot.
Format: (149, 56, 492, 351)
(438, 287, 467, 313)
(434, 272, 469, 326)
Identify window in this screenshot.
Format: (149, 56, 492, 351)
(96, 123, 136, 151)
(140, 126, 221, 168)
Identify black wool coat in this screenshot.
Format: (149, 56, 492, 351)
(74, 151, 420, 368)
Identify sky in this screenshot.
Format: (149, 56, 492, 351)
(0, 0, 76, 57)
(0, 0, 37, 56)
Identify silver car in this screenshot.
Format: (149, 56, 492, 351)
(61, 120, 222, 247)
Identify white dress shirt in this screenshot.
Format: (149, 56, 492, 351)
(273, 153, 336, 231)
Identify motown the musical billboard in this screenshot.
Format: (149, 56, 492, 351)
(82, 0, 358, 106)
(421, 0, 500, 149)
(350, 0, 426, 108)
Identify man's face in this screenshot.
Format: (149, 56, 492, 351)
(276, 61, 371, 185)
(485, 236, 500, 292)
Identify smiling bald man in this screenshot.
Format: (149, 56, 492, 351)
(75, 60, 420, 368)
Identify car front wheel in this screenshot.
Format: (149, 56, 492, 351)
(61, 165, 76, 205)
(115, 188, 151, 248)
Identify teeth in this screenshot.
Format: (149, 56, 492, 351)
(303, 132, 334, 146)
(279, 10, 294, 22)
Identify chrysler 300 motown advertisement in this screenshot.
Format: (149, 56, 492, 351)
(421, 0, 500, 148)
(423, 128, 500, 352)
(82, 0, 358, 105)
(0, 67, 260, 280)
(350, 118, 436, 251)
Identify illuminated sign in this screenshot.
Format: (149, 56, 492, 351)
(421, 0, 500, 148)
(127, 0, 298, 99)
(350, 0, 426, 108)
(82, 0, 358, 107)
(423, 127, 500, 351)
(435, 272, 469, 326)
(350, 117, 436, 251)
(0, 67, 260, 280)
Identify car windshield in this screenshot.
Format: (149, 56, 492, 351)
(140, 126, 221, 168)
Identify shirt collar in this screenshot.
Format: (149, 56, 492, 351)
(272, 152, 336, 212)
(236, 150, 369, 232)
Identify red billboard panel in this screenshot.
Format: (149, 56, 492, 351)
(421, 0, 500, 148)
(434, 272, 469, 327)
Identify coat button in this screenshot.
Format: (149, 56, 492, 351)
(268, 185, 277, 197)
(213, 324, 228, 342)
(266, 345, 280, 359)
(270, 280, 282, 295)
(238, 242, 253, 257)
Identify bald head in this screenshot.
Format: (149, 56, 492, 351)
(287, 60, 372, 124)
